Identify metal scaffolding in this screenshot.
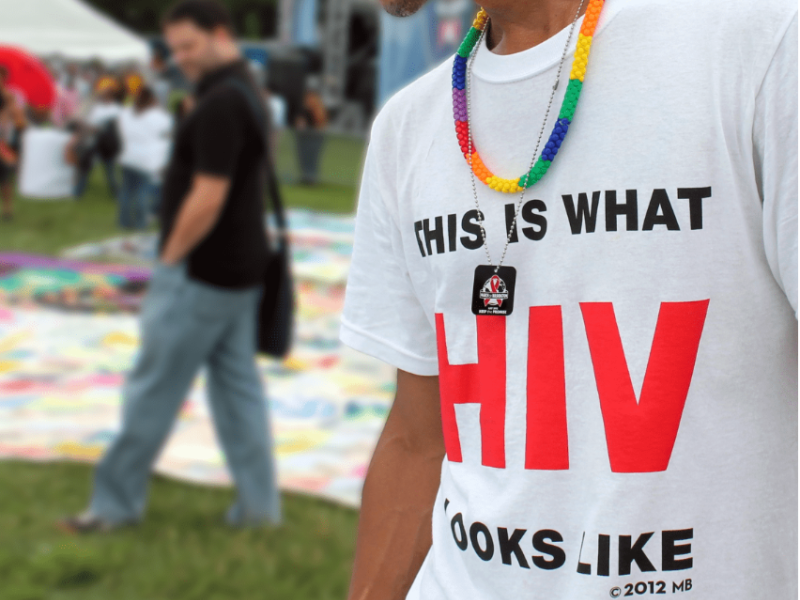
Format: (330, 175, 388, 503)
(321, 0, 351, 110)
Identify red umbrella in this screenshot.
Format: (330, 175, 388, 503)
(0, 46, 56, 110)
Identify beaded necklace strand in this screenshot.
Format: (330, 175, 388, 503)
(453, 0, 606, 194)
(467, 4, 583, 271)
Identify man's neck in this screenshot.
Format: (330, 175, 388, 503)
(482, 0, 587, 55)
(205, 42, 243, 76)
(212, 56, 240, 71)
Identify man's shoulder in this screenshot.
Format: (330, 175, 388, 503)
(607, 0, 795, 93)
(649, 0, 796, 37)
(369, 58, 453, 144)
(691, 0, 796, 78)
(198, 81, 249, 113)
(627, 0, 795, 21)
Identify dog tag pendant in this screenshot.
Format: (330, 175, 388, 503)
(471, 265, 516, 316)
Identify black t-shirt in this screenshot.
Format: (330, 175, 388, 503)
(160, 60, 269, 289)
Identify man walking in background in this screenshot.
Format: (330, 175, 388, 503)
(61, 0, 280, 532)
(294, 76, 328, 186)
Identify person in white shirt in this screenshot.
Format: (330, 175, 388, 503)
(73, 78, 124, 199)
(264, 86, 287, 160)
(340, 0, 798, 599)
(117, 86, 173, 229)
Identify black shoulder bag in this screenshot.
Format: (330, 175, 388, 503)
(226, 78, 295, 358)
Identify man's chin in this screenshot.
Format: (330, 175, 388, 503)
(381, 0, 427, 17)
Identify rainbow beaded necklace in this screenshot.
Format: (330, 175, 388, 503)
(452, 0, 605, 194)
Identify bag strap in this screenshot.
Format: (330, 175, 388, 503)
(225, 77, 289, 252)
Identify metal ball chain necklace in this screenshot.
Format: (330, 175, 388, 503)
(453, 1, 606, 317)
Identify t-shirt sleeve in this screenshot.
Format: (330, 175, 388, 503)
(754, 12, 798, 315)
(340, 140, 439, 376)
(193, 90, 245, 178)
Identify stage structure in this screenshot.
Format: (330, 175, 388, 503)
(274, 0, 475, 133)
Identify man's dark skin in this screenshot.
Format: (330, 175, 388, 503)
(346, 2, 588, 599)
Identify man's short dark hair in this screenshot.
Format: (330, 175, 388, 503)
(162, 0, 235, 33)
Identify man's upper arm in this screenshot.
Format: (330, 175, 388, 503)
(385, 370, 444, 456)
(189, 173, 231, 210)
(340, 133, 439, 375)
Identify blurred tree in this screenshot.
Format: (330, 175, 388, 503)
(85, 0, 278, 38)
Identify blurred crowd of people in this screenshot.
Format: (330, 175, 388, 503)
(0, 46, 329, 226)
(66, 68, 175, 230)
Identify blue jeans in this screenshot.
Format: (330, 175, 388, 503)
(148, 181, 162, 216)
(89, 263, 280, 526)
(296, 129, 325, 184)
(74, 157, 119, 199)
(119, 167, 152, 230)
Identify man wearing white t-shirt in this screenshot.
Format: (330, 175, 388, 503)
(340, 0, 798, 599)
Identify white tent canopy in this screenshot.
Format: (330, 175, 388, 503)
(0, 0, 150, 63)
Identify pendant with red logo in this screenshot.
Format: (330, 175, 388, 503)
(471, 265, 516, 316)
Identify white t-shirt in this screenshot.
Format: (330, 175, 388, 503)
(117, 105, 174, 176)
(86, 101, 122, 127)
(269, 94, 288, 129)
(341, 1, 798, 599)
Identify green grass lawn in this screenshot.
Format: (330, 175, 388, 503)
(0, 132, 366, 600)
(0, 462, 359, 600)
(1, 132, 363, 255)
